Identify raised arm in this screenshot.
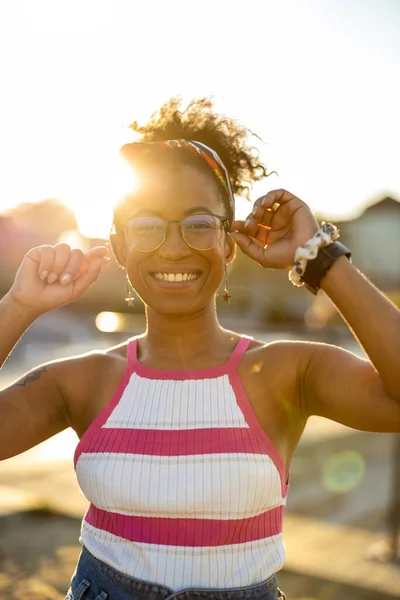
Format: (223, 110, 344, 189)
(231, 189, 400, 433)
(0, 243, 109, 460)
(298, 256, 400, 431)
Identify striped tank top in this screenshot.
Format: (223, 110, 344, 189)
(74, 335, 290, 591)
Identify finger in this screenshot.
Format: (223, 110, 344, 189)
(238, 194, 275, 234)
(83, 246, 109, 263)
(260, 189, 299, 210)
(236, 213, 261, 240)
(229, 231, 269, 267)
(251, 205, 274, 229)
(231, 230, 293, 269)
(46, 244, 72, 283)
(232, 215, 271, 246)
(231, 220, 246, 232)
(265, 222, 291, 244)
(35, 246, 57, 281)
(252, 195, 274, 212)
(69, 246, 109, 283)
(59, 249, 85, 286)
(71, 256, 109, 299)
(256, 223, 270, 246)
(252, 207, 274, 245)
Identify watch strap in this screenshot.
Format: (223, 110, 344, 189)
(302, 241, 352, 295)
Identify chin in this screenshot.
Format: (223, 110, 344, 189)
(144, 295, 215, 318)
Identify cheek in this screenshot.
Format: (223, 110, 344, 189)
(124, 245, 226, 304)
(125, 255, 146, 287)
(203, 249, 226, 286)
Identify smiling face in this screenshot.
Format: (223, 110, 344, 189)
(112, 163, 235, 317)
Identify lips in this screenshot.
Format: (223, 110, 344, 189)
(151, 272, 200, 282)
(148, 269, 202, 286)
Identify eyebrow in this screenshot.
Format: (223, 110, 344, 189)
(183, 206, 215, 216)
(130, 206, 215, 218)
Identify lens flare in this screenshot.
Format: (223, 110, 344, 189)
(322, 450, 365, 494)
(95, 311, 123, 333)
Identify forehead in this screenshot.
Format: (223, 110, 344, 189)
(121, 164, 224, 218)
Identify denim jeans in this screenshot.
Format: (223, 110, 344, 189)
(65, 546, 286, 600)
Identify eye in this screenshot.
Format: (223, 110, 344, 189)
(184, 215, 219, 230)
(127, 216, 164, 232)
(138, 223, 163, 232)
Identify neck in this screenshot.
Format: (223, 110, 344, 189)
(142, 302, 227, 362)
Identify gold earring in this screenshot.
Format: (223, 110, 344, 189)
(222, 264, 231, 303)
(125, 275, 135, 307)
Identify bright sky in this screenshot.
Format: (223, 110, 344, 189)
(0, 0, 399, 238)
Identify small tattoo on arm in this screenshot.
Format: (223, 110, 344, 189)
(11, 367, 48, 388)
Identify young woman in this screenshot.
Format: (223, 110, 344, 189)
(1, 98, 399, 600)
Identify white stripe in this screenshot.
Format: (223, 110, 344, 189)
(76, 453, 284, 519)
(80, 521, 285, 590)
(103, 373, 249, 430)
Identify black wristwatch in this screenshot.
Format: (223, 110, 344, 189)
(302, 241, 352, 295)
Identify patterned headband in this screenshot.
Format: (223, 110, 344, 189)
(119, 139, 235, 216)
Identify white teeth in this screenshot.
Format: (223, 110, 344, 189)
(153, 272, 198, 282)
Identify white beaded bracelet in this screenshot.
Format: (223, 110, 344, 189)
(289, 222, 340, 287)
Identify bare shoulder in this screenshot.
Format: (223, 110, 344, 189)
(49, 339, 131, 435)
(243, 337, 328, 400)
(0, 339, 133, 460)
(237, 337, 315, 467)
(49, 338, 129, 380)
(238, 337, 311, 418)
(243, 337, 311, 378)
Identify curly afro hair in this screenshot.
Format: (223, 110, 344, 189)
(128, 97, 273, 200)
(112, 97, 276, 239)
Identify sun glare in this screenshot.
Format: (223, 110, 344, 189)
(113, 157, 141, 206)
(0, 1, 399, 239)
(58, 154, 140, 241)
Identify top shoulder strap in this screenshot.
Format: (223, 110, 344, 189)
(127, 336, 139, 367)
(226, 335, 253, 371)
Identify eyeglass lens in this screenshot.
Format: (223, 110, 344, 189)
(125, 214, 224, 251)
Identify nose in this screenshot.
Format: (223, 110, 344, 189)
(157, 222, 192, 260)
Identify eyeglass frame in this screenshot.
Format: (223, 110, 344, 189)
(123, 212, 231, 253)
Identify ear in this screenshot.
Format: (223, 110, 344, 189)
(225, 232, 236, 266)
(109, 231, 127, 268)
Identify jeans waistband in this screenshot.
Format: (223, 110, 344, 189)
(66, 545, 285, 600)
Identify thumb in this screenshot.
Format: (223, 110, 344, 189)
(71, 256, 109, 299)
(229, 232, 268, 266)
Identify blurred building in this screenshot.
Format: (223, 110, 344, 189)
(335, 197, 400, 291)
(0, 199, 78, 290)
(225, 196, 400, 326)
(1, 196, 399, 325)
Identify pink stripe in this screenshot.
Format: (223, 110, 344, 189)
(228, 371, 290, 498)
(74, 365, 133, 468)
(79, 426, 270, 456)
(85, 504, 284, 546)
(127, 336, 253, 380)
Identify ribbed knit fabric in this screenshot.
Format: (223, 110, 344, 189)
(74, 336, 290, 591)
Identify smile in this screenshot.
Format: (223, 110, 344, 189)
(151, 272, 200, 282)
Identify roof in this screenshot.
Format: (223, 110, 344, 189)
(364, 196, 400, 214)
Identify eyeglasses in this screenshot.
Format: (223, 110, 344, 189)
(124, 213, 230, 252)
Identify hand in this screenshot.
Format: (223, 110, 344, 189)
(9, 243, 110, 317)
(230, 189, 319, 269)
